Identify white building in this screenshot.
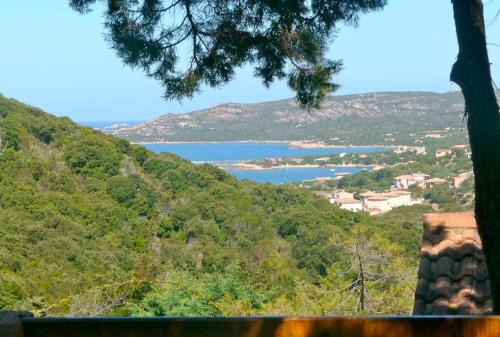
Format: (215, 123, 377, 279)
(335, 198, 363, 212)
(394, 173, 429, 189)
(449, 171, 474, 188)
(394, 146, 426, 155)
(331, 189, 420, 214)
(424, 177, 448, 188)
(385, 191, 413, 207)
(436, 149, 452, 158)
(415, 147, 427, 155)
(359, 191, 378, 203)
(364, 197, 391, 214)
(358, 190, 420, 214)
(330, 190, 355, 204)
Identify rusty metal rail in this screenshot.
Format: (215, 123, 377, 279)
(15, 316, 500, 337)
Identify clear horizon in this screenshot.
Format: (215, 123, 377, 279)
(1, 1, 499, 121)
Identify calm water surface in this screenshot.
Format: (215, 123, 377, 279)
(144, 142, 387, 163)
(144, 142, 384, 184)
(227, 166, 368, 184)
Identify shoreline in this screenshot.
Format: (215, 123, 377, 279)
(134, 140, 395, 149)
(133, 140, 290, 145)
(219, 163, 377, 171)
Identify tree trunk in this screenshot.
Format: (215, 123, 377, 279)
(450, 0, 500, 313)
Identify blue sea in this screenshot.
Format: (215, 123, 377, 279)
(78, 121, 388, 184)
(226, 166, 369, 184)
(81, 122, 386, 183)
(144, 142, 385, 184)
(144, 142, 386, 163)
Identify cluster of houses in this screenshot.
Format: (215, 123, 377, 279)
(394, 171, 473, 190)
(392, 145, 471, 159)
(436, 145, 471, 158)
(330, 189, 422, 215)
(330, 170, 473, 215)
(393, 173, 451, 189)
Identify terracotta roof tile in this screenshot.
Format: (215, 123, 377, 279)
(335, 197, 362, 204)
(413, 212, 492, 315)
(423, 212, 477, 228)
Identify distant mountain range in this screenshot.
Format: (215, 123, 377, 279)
(110, 91, 499, 145)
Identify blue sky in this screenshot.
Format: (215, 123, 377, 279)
(0, 1, 499, 122)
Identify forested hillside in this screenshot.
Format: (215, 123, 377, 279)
(0, 94, 420, 316)
(110, 91, 500, 145)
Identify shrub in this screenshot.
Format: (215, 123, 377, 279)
(107, 176, 136, 203)
(2, 129, 20, 150)
(64, 138, 121, 177)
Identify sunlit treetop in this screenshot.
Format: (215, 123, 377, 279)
(70, 0, 386, 109)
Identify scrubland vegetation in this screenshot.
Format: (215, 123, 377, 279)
(0, 94, 420, 316)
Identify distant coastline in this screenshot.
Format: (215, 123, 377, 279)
(134, 140, 394, 149)
(219, 162, 376, 171)
(142, 140, 391, 183)
(132, 140, 289, 145)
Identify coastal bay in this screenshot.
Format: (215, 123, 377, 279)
(143, 142, 388, 162)
(143, 141, 385, 183)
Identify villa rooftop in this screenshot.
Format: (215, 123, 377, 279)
(394, 175, 414, 180)
(367, 197, 388, 201)
(393, 190, 412, 195)
(425, 178, 448, 183)
(359, 191, 378, 197)
(336, 197, 362, 204)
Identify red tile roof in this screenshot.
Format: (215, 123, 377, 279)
(413, 212, 492, 315)
(335, 197, 362, 205)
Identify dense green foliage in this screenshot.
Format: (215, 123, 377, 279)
(0, 94, 420, 316)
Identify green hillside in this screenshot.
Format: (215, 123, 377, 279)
(109, 91, 496, 145)
(0, 94, 420, 316)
